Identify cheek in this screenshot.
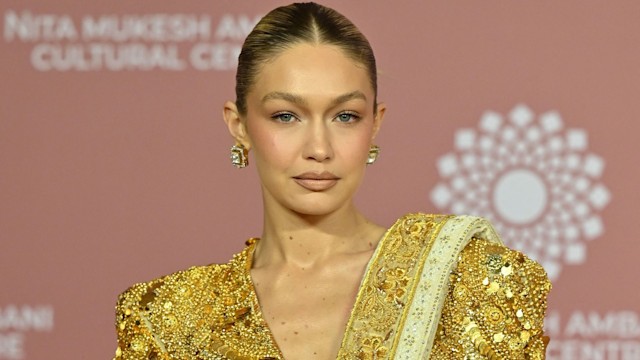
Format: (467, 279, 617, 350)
(248, 123, 295, 168)
(336, 127, 374, 164)
(247, 122, 272, 150)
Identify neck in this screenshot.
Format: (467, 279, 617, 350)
(253, 202, 384, 269)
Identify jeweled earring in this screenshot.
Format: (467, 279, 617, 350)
(230, 144, 248, 168)
(366, 145, 380, 165)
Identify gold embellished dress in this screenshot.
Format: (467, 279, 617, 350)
(113, 214, 551, 359)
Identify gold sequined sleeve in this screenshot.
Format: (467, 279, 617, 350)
(431, 238, 552, 359)
(113, 280, 170, 360)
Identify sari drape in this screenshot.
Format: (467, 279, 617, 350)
(113, 214, 550, 359)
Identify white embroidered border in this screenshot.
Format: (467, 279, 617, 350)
(392, 215, 502, 359)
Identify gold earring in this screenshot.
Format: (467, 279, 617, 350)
(366, 145, 380, 165)
(230, 144, 248, 168)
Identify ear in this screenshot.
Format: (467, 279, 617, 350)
(223, 101, 251, 150)
(371, 102, 387, 141)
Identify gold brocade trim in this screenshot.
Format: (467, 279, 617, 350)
(115, 213, 549, 360)
(394, 216, 503, 358)
(388, 216, 451, 357)
(336, 214, 452, 359)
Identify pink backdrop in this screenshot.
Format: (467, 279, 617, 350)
(2, 1, 639, 358)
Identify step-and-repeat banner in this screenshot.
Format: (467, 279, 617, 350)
(2, 1, 639, 358)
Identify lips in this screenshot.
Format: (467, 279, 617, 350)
(292, 171, 340, 191)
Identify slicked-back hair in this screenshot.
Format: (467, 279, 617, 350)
(235, 2, 377, 115)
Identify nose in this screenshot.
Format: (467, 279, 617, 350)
(302, 121, 333, 162)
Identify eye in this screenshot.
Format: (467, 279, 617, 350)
(271, 112, 298, 123)
(335, 112, 360, 123)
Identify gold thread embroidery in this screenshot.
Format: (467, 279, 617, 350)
(337, 214, 452, 359)
(388, 215, 450, 356)
(113, 214, 551, 360)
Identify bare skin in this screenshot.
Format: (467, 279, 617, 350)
(224, 43, 387, 359)
(250, 213, 386, 359)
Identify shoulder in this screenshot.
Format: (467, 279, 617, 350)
(434, 237, 552, 357)
(394, 212, 551, 305)
(396, 213, 552, 356)
(115, 262, 228, 313)
(117, 238, 258, 300)
(454, 237, 551, 307)
(393, 213, 548, 290)
(113, 247, 252, 359)
(115, 243, 253, 313)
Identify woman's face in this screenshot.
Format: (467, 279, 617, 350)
(227, 43, 385, 217)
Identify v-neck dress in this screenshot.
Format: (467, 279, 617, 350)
(113, 214, 551, 359)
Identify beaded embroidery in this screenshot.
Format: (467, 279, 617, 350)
(113, 214, 551, 359)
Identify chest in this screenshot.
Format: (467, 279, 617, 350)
(251, 262, 367, 359)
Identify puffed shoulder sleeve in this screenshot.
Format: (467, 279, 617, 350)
(113, 280, 169, 360)
(431, 238, 552, 359)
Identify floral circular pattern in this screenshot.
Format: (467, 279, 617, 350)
(431, 104, 610, 280)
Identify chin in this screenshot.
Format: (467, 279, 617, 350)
(287, 197, 349, 218)
(291, 205, 338, 217)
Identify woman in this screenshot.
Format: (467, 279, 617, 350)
(114, 3, 551, 359)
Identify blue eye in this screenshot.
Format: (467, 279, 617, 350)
(272, 113, 297, 123)
(335, 112, 360, 123)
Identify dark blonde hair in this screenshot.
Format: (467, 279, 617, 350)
(235, 2, 377, 115)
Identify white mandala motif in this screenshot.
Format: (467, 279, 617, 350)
(430, 104, 610, 281)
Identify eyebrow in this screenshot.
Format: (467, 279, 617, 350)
(331, 91, 367, 107)
(261, 91, 307, 105)
(261, 91, 367, 107)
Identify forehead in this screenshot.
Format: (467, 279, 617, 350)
(249, 43, 374, 102)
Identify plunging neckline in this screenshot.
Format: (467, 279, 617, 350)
(242, 228, 391, 359)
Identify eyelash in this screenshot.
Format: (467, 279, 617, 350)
(270, 111, 361, 124)
(334, 111, 361, 124)
(271, 112, 298, 123)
